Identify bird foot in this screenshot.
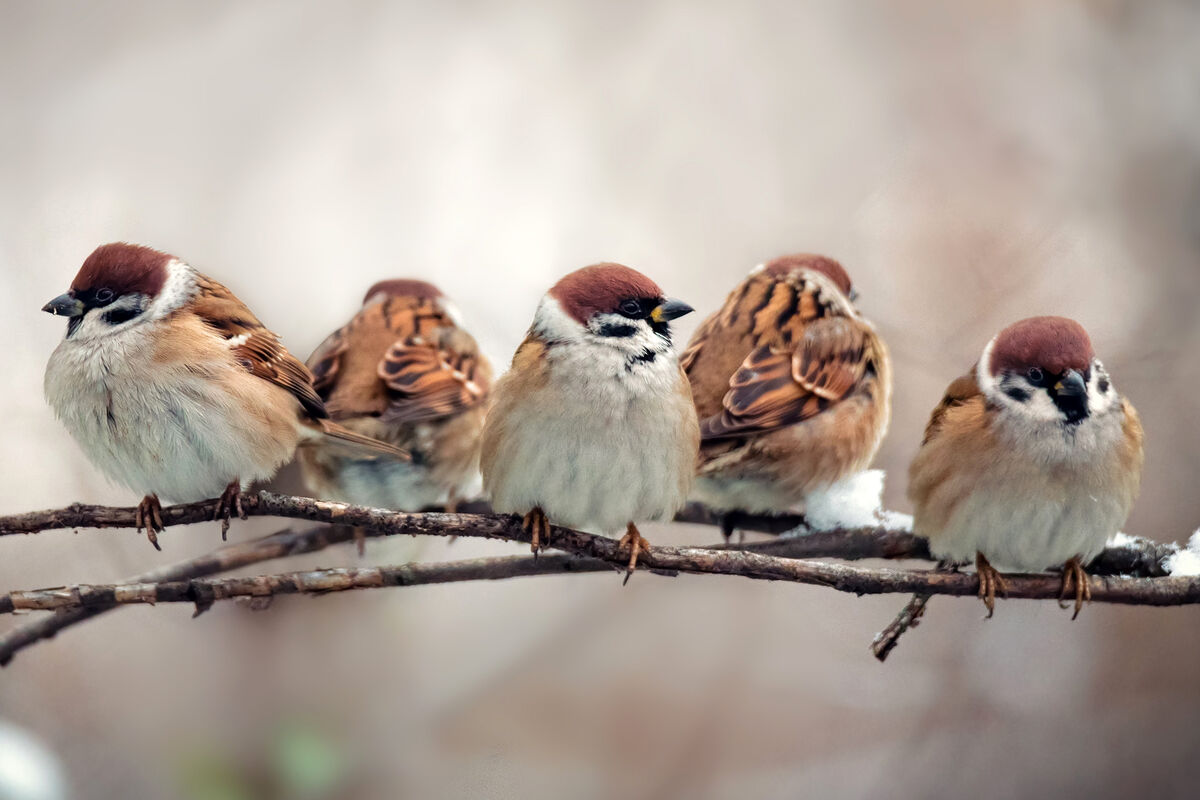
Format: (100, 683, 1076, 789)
(617, 522, 652, 585)
(135, 494, 164, 551)
(523, 507, 551, 555)
(1058, 556, 1092, 620)
(975, 552, 1008, 618)
(213, 480, 246, 540)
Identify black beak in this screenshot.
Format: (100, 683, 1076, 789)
(1054, 369, 1087, 398)
(652, 298, 694, 323)
(1051, 368, 1089, 424)
(43, 293, 85, 318)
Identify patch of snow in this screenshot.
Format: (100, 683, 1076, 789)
(1106, 531, 1140, 548)
(801, 470, 912, 533)
(1164, 530, 1200, 577)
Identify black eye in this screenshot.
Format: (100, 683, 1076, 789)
(103, 307, 141, 326)
(95, 288, 115, 304)
(619, 299, 642, 317)
(1026, 367, 1044, 384)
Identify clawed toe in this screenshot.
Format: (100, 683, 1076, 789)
(522, 507, 551, 555)
(1058, 557, 1092, 620)
(975, 552, 1008, 618)
(135, 494, 165, 551)
(617, 523, 652, 585)
(213, 480, 245, 540)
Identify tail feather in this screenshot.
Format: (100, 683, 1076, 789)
(305, 419, 410, 461)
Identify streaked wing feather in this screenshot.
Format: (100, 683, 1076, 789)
(700, 317, 870, 440)
(379, 336, 489, 424)
(191, 276, 327, 419)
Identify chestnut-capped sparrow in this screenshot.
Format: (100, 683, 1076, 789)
(43, 243, 406, 549)
(298, 279, 492, 511)
(480, 263, 699, 578)
(681, 254, 892, 534)
(908, 316, 1144, 616)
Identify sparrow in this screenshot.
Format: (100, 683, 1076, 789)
(681, 254, 892, 535)
(908, 316, 1144, 616)
(42, 242, 406, 549)
(480, 263, 699, 578)
(298, 279, 492, 512)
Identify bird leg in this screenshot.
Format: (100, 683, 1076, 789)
(213, 480, 246, 540)
(719, 513, 746, 546)
(522, 507, 551, 554)
(1058, 556, 1092, 620)
(975, 552, 1008, 618)
(617, 522, 653, 585)
(135, 494, 165, 551)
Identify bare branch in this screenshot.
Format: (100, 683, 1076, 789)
(0, 491, 1190, 666)
(0, 492, 1178, 578)
(2, 546, 1197, 616)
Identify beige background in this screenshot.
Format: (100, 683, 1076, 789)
(1, 1, 1198, 797)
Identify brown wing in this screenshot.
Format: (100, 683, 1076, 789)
(191, 275, 327, 420)
(699, 316, 873, 440)
(921, 370, 982, 446)
(379, 330, 490, 424)
(307, 326, 350, 396)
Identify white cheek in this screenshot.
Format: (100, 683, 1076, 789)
(144, 259, 197, 321)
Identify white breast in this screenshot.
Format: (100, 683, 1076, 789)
(485, 344, 696, 536)
(44, 321, 300, 503)
(929, 410, 1133, 572)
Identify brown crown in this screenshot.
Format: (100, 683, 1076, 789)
(363, 279, 443, 305)
(764, 254, 853, 297)
(989, 316, 1095, 376)
(549, 263, 664, 323)
(71, 243, 172, 298)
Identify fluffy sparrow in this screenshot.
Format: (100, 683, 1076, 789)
(908, 316, 1144, 616)
(298, 279, 492, 511)
(43, 242, 406, 548)
(480, 263, 699, 577)
(681, 254, 892, 534)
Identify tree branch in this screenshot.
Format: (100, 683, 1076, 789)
(0, 492, 1190, 666)
(0, 492, 1178, 577)
(2, 547, 1196, 616)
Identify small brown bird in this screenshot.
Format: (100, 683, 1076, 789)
(480, 263, 699, 577)
(681, 254, 892, 532)
(908, 316, 1144, 616)
(299, 279, 492, 511)
(42, 243, 405, 548)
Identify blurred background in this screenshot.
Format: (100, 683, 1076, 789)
(2, 0, 1199, 797)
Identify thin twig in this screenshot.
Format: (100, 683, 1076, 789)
(3, 549, 1197, 615)
(0, 492, 1178, 579)
(0, 493, 1188, 666)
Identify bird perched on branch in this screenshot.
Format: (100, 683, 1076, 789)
(480, 263, 699, 578)
(681, 254, 892, 535)
(908, 316, 1144, 616)
(42, 242, 406, 549)
(299, 279, 492, 511)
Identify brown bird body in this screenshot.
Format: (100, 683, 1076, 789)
(299, 280, 492, 510)
(908, 316, 1144, 615)
(682, 255, 892, 515)
(43, 243, 404, 547)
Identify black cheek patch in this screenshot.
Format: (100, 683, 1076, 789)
(1098, 376, 1110, 393)
(597, 322, 637, 338)
(1003, 386, 1031, 403)
(103, 307, 142, 326)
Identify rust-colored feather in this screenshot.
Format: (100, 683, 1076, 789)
(189, 275, 327, 420)
(307, 295, 491, 425)
(688, 272, 879, 442)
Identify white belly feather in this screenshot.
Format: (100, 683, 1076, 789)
(485, 351, 696, 536)
(44, 324, 299, 503)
